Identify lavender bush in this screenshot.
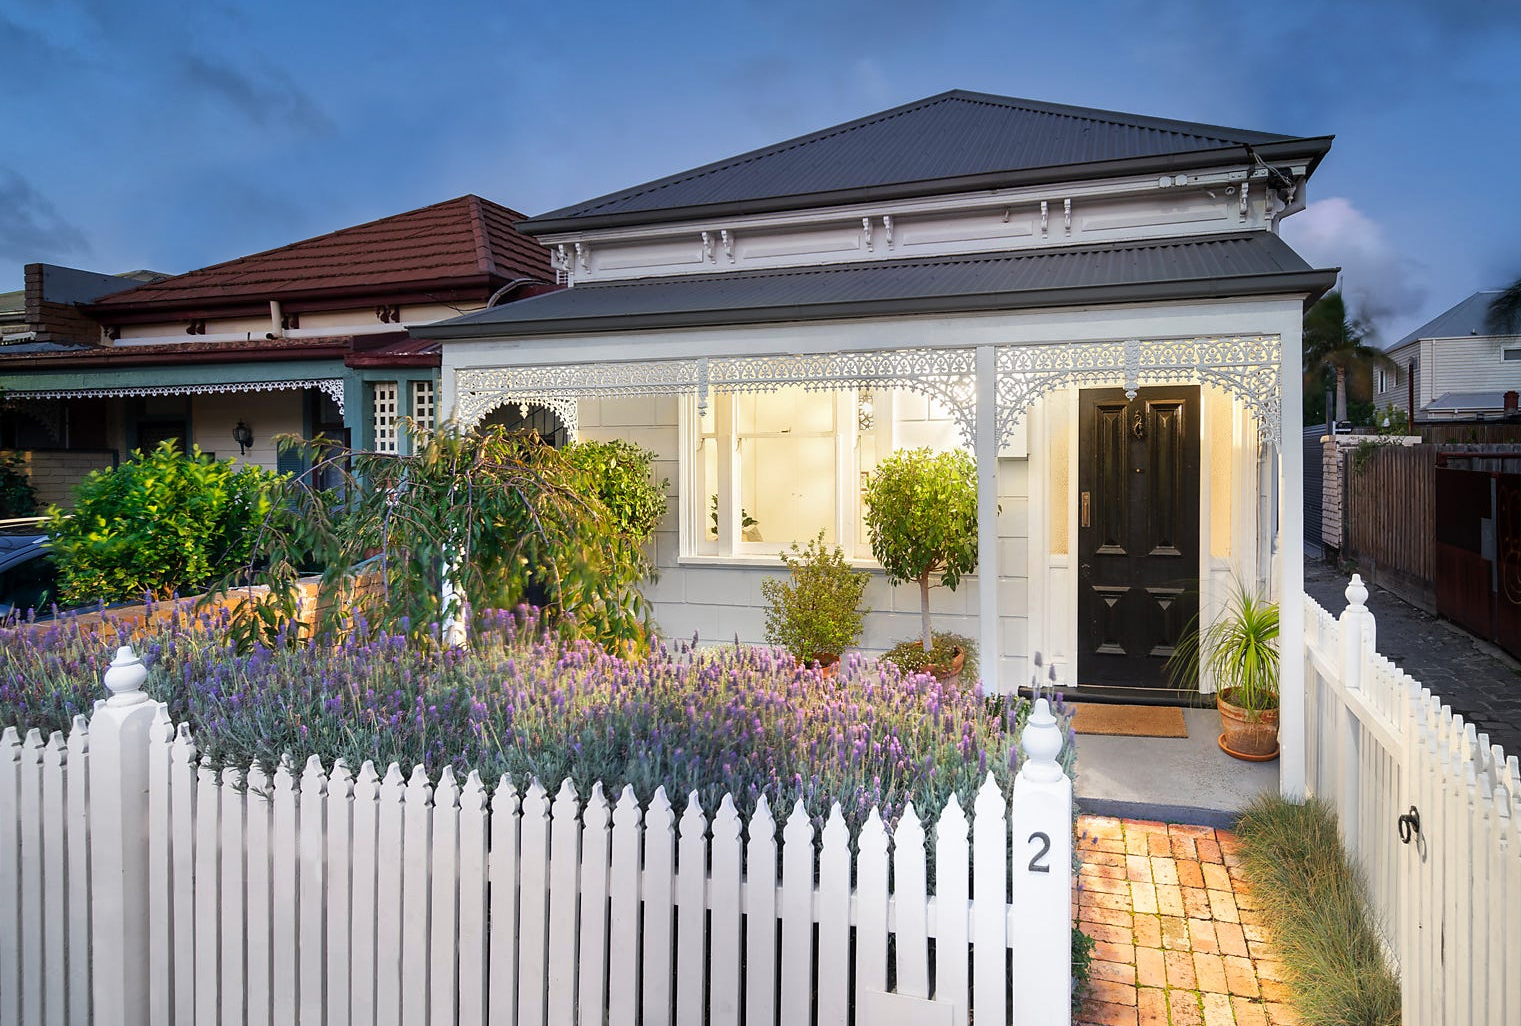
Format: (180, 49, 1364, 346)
(0, 607, 1074, 834)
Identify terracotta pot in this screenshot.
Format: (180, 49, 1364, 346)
(1217, 689, 1280, 761)
(810, 652, 840, 678)
(927, 647, 966, 683)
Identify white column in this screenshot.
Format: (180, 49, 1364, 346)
(1009, 699, 1072, 1026)
(976, 345, 1002, 693)
(89, 646, 161, 1026)
(1279, 324, 1307, 798)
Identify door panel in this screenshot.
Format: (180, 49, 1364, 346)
(1078, 386, 1201, 688)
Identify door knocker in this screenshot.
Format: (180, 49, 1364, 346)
(1131, 411, 1146, 440)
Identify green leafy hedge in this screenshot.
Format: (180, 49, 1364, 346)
(44, 442, 282, 606)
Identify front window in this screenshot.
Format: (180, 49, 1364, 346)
(685, 386, 962, 561)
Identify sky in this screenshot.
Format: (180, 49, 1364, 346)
(2, 0, 1518, 346)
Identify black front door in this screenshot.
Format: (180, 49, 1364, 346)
(1077, 386, 1200, 688)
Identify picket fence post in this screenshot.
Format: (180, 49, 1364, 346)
(1009, 697, 1073, 1026)
(1339, 575, 1372, 851)
(88, 645, 160, 1026)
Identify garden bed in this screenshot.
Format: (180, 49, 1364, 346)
(0, 606, 1074, 834)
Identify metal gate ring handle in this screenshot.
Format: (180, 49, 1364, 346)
(1397, 806, 1420, 844)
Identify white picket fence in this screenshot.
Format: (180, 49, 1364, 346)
(0, 646, 1074, 1026)
(1303, 575, 1521, 1026)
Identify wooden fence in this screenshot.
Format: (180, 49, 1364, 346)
(1304, 577, 1521, 1026)
(1341, 443, 1435, 606)
(0, 647, 1075, 1026)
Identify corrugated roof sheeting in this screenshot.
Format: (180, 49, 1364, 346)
(535, 91, 1309, 223)
(421, 232, 1328, 337)
(1389, 291, 1507, 349)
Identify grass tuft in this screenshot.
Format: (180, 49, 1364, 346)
(1235, 794, 1401, 1026)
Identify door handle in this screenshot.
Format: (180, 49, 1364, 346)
(1081, 491, 1091, 528)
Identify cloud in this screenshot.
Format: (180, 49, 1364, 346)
(1280, 197, 1428, 345)
(0, 169, 90, 264)
(181, 55, 335, 135)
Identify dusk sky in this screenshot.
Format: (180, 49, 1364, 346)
(3, 0, 1518, 345)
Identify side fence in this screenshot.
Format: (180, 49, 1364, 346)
(1340, 441, 1433, 607)
(1303, 577, 1521, 1026)
(0, 647, 1075, 1026)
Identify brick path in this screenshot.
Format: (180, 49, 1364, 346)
(1075, 816, 1297, 1026)
(1304, 556, 1521, 758)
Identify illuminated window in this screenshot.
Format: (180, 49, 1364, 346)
(686, 387, 962, 561)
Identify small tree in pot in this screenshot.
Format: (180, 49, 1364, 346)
(863, 447, 978, 672)
(761, 531, 870, 670)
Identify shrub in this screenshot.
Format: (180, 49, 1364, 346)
(43, 441, 281, 606)
(561, 438, 668, 543)
(0, 453, 37, 518)
(0, 606, 1075, 837)
(1235, 795, 1400, 1026)
(862, 447, 978, 650)
(761, 531, 870, 660)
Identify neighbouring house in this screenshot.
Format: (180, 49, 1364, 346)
(1374, 289, 1521, 423)
(1, 264, 170, 505)
(416, 90, 1336, 717)
(0, 196, 554, 502)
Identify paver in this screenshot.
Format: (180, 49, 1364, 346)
(1077, 816, 1298, 1026)
(1305, 556, 1521, 756)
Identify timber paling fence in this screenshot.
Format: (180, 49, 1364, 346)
(1304, 576, 1521, 1026)
(0, 647, 1074, 1026)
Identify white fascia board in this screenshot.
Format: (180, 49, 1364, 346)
(440, 295, 1305, 373)
(535, 163, 1302, 248)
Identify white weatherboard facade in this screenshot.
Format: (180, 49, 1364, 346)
(430, 95, 1322, 793)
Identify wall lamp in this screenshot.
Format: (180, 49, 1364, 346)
(233, 420, 254, 456)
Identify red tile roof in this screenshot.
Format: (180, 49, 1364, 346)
(90, 196, 553, 312)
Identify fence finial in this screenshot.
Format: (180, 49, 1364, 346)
(103, 645, 149, 707)
(1019, 698, 1065, 784)
(1345, 573, 1369, 610)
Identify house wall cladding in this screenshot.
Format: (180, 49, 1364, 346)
(576, 396, 1031, 681)
(190, 391, 303, 472)
(1, 449, 118, 509)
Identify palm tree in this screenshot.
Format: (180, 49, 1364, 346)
(1486, 276, 1521, 336)
(1303, 290, 1395, 424)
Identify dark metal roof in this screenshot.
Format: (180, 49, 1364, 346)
(417, 232, 1336, 339)
(1389, 291, 1509, 350)
(523, 90, 1333, 235)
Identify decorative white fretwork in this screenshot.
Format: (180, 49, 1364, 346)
(995, 335, 1282, 448)
(470, 393, 582, 442)
(456, 348, 980, 443)
(8, 378, 347, 414)
(456, 335, 1282, 451)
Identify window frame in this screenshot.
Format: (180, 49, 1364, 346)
(679, 388, 961, 565)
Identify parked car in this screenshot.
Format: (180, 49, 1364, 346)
(0, 517, 57, 619)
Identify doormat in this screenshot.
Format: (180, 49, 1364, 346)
(1069, 703, 1188, 738)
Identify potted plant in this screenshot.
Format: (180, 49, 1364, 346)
(1167, 582, 1281, 760)
(760, 531, 870, 673)
(862, 447, 979, 679)
(883, 632, 978, 683)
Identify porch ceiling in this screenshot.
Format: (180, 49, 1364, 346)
(418, 232, 1334, 340)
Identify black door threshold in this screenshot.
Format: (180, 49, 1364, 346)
(1016, 684, 1205, 708)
